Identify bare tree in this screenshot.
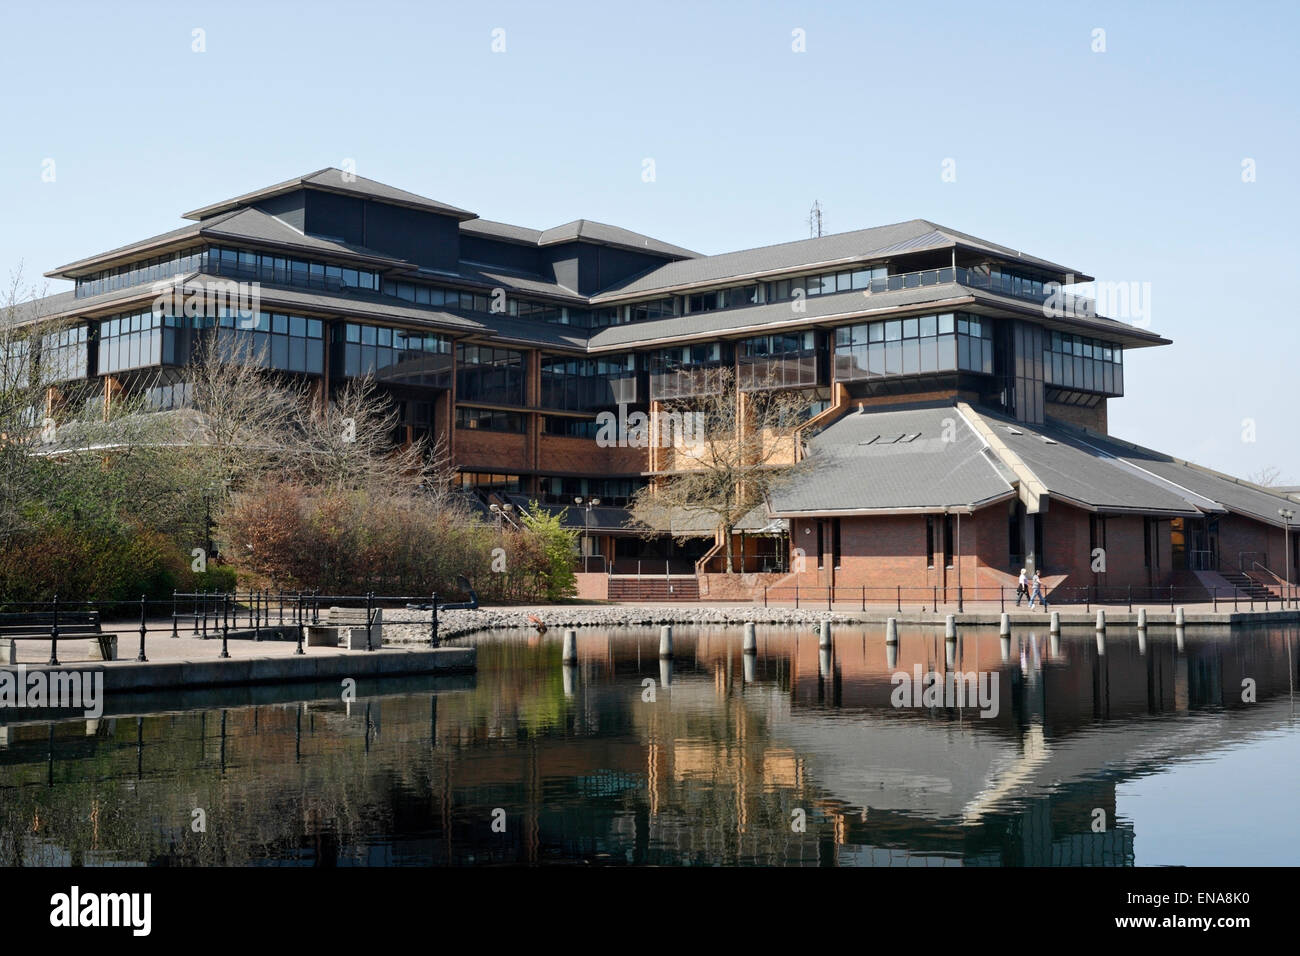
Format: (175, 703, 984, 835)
(628, 365, 818, 572)
(1249, 465, 1285, 488)
(292, 374, 448, 495)
(180, 330, 307, 493)
(0, 264, 56, 543)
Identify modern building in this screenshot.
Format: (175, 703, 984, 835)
(14, 168, 1298, 601)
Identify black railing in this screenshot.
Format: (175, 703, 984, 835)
(0, 581, 480, 664)
(759, 583, 1300, 613)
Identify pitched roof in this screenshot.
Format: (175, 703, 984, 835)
(538, 219, 699, 259)
(182, 167, 476, 222)
(590, 219, 1089, 302)
(1054, 427, 1300, 528)
(968, 409, 1204, 516)
(200, 207, 412, 267)
(459, 218, 544, 245)
(767, 402, 1016, 515)
(585, 282, 1169, 352)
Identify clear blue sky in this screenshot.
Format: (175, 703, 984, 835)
(2, 0, 1296, 482)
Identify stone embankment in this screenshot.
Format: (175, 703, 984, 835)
(382, 605, 842, 643)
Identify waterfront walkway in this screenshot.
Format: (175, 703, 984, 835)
(0, 627, 474, 697)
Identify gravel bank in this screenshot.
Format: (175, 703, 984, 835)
(380, 604, 846, 643)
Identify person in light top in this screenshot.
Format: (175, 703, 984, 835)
(1027, 570, 1048, 610)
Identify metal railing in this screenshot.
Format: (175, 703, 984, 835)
(759, 583, 1300, 613)
(0, 580, 479, 665)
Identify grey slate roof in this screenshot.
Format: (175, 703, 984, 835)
(973, 410, 1204, 515)
(587, 283, 974, 350)
(48, 219, 209, 276)
(451, 263, 583, 301)
(767, 403, 1016, 514)
(537, 220, 699, 259)
(201, 207, 412, 267)
(460, 217, 698, 260)
(1058, 428, 1300, 528)
(459, 218, 545, 245)
(590, 219, 1088, 302)
(182, 167, 476, 221)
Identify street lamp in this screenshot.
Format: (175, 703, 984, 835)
(1280, 508, 1295, 596)
(575, 496, 600, 571)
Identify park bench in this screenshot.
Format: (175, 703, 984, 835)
(303, 607, 383, 650)
(0, 611, 113, 664)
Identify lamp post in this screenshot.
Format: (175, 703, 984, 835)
(1280, 508, 1295, 596)
(575, 497, 601, 572)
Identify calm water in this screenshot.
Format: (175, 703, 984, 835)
(1, 624, 1297, 866)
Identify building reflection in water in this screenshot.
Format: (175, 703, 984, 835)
(0, 624, 1295, 866)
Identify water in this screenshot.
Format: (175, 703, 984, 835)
(1, 624, 1297, 866)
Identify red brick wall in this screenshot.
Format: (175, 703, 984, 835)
(1046, 399, 1107, 434)
(537, 434, 647, 475)
(455, 428, 529, 470)
(771, 501, 1208, 597)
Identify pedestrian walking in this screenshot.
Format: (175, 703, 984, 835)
(1028, 570, 1048, 610)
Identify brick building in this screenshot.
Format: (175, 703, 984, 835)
(13, 168, 1297, 601)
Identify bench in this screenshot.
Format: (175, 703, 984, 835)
(303, 607, 382, 650)
(0, 611, 113, 663)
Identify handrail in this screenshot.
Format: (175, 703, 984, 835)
(1250, 561, 1288, 588)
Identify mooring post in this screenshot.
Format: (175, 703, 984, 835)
(885, 617, 898, 644)
(945, 614, 956, 640)
(819, 619, 832, 649)
(366, 591, 374, 651)
(136, 593, 148, 662)
(659, 624, 673, 659)
(562, 629, 578, 663)
(999, 612, 1010, 636)
(1096, 609, 1106, 631)
(219, 594, 231, 659)
(48, 593, 60, 666)
(1175, 606, 1185, 627)
(1050, 610, 1060, 634)
(743, 621, 757, 654)
(1137, 607, 1147, 629)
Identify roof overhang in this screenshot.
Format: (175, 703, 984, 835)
(767, 489, 1018, 519)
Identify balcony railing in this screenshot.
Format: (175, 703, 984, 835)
(856, 265, 1096, 316)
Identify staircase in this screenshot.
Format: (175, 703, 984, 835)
(607, 576, 701, 602)
(1218, 570, 1275, 602)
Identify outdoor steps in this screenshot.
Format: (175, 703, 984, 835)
(606, 577, 701, 602)
(1218, 570, 1277, 601)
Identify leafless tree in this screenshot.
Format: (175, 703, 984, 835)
(179, 329, 307, 494)
(628, 365, 818, 572)
(291, 374, 454, 498)
(1249, 465, 1285, 488)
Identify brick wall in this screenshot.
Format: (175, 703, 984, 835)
(1046, 399, 1107, 433)
(455, 428, 529, 470)
(538, 434, 647, 476)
